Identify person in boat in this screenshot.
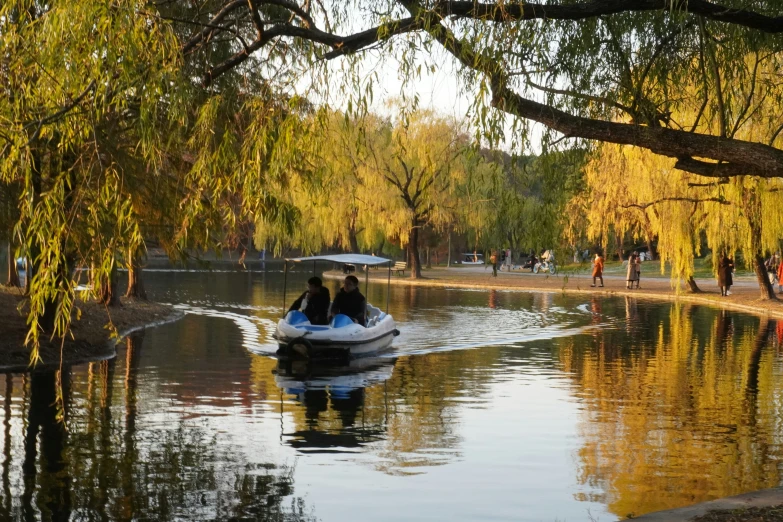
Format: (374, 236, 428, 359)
(288, 276, 331, 325)
(330, 275, 367, 326)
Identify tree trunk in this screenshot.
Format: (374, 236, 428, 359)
(745, 185, 776, 300)
(409, 220, 422, 279)
(646, 238, 657, 261)
(426, 247, 431, 269)
(446, 231, 451, 267)
(125, 249, 147, 300)
(99, 264, 121, 307)
(615, 234, 624, 261)
(6, 241, 20, 287)
(686, 275, 701, 293)
(348, 210, 360, 253)
(349, 229, 360, 254)
(753, 253, 776, 300)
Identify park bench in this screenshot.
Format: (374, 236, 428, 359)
(393, 261, 407, 276)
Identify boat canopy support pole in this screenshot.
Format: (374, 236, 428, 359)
(313, 260, 316, 276)
(365, 265, 369, 296)
(282, 260, 288, 317)
(386, 261, 391, 313)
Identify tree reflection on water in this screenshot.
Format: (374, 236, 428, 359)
(1, 334, 315, 522)
(561, 300, 783, 518)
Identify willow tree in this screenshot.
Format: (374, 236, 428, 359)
(255, 108, 483, 278)
(0, 1, 190, 357)
(570, 48, 783, 299)
(361, 110, 468, 278)
(255, 110, 381, 255)
(572, 142, 783, 298)
(0, 1, 310, 362)
(568, 145, 712, 292)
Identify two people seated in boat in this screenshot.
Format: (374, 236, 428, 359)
(288, 277, 331, 325)
(289, 275, 368, 327)
(330, 275, 367, 326)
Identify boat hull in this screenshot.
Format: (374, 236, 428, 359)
(275, 313, 397, 358)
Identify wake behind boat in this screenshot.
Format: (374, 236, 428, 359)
(274, 254, 399, 359)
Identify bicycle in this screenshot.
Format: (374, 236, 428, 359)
(533, 260, 558, 275)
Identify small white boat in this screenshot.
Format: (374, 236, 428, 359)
(274, 254, 399, 359)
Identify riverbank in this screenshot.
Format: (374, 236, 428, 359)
(324, 264, 783, 320)
(631, 488, 783, 521)
(0, 286, 178, 372)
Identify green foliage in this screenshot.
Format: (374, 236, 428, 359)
(0, 1, 308, 360)
(476, 149, 586, 255)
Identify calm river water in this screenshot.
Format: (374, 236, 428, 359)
(2, 268, 783, 521)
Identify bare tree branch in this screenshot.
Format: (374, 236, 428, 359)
(622, 196, 730, 210)
(182, 0, 247, 55)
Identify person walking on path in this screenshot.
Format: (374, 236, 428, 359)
(490, 250, 498, 277)
(718, 253, 735, 296)
(591, 252, 604, 287)
(777, 259, 783, 293)
(504, 248, 512, 271)
(626, 253, 640, 289)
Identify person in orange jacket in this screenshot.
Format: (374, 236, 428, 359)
(591, 252, 604, 287)
(777, 258, 783, 293)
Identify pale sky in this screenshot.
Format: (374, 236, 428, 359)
(309, 41, 544, 155)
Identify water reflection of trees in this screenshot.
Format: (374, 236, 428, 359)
(0, 334, 315, 521)
(560, 302, 783, 518)
(264, 347, 509, 476)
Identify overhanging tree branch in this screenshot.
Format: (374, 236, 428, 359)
(439, 0, 783, 33)
(622, 196, 730, 210)
(399, 3, 783, 178)
(186, 0, 783, 176)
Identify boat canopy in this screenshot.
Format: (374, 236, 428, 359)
(286, 254, 392, 266)
(461, 253, 483, 256)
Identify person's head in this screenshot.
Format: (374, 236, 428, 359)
(307, 276, 323, 294)
(343, 275, 359, 292)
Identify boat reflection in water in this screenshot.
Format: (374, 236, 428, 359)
(274, 356, 396, 452)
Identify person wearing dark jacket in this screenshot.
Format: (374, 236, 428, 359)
(330, 275, 367, 326)
(718, 253, 735, 296)
(288, 277, 331, 325)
